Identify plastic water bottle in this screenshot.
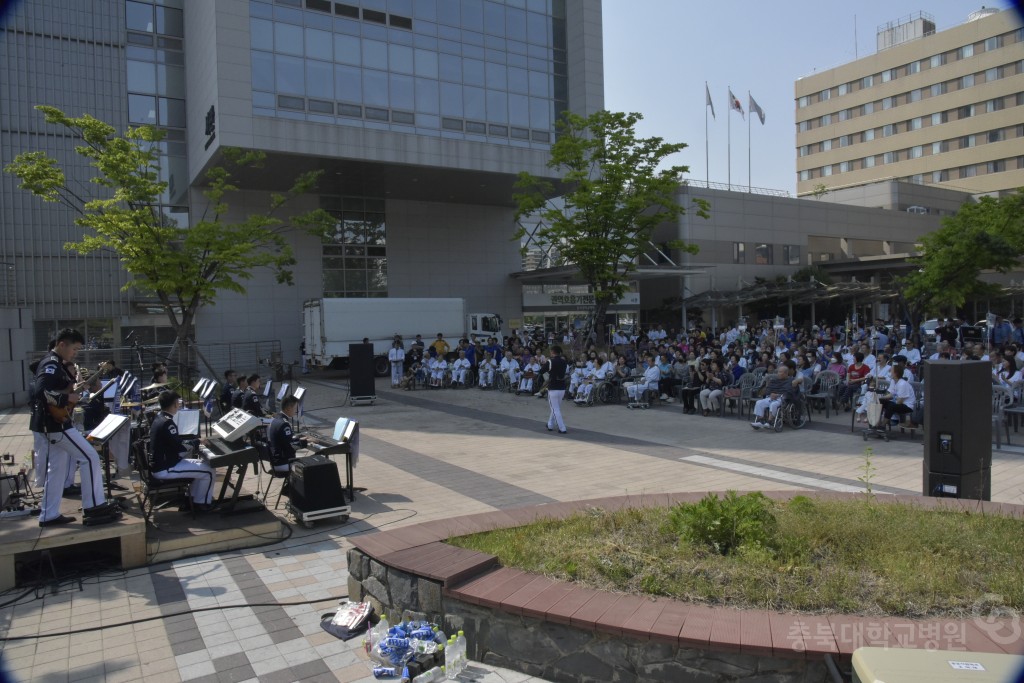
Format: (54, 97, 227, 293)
(445, 636, 458, 680)
(372, 666, 396, 679)
(383, 637, 410, 649)
(412, 666, 445, 683)
(456, 630, 467, 674)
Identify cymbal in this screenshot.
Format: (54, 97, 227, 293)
(141, 382, 168, 391)
(119, 401, 143, 408)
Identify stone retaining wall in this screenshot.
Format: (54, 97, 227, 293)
(346, 548, 828, 683)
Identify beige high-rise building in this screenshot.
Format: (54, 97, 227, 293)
(795, 8, 1024, 197)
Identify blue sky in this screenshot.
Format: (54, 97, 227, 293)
(602, 0, 1018, 195)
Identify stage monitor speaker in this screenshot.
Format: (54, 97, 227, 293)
(923, 359, 991, 499)
(349, 343, 375, 397)
(290, 454, 346, 511)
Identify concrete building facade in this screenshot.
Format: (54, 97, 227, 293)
(795, 8, 1024, 197)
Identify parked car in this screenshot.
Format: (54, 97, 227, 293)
(920, 319, 941, 341)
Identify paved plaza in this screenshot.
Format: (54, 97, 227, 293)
(0, 376, 1021, 682)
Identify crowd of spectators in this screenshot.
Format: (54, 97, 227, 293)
(382, 315, 1024, 424)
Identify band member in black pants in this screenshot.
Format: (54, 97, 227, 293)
(545, 346, 569, 434)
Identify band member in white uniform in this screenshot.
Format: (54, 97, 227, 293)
(149, 391, 216, 510)
(30, 328, 118, 527)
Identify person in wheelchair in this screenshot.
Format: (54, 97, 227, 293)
(500, 350, 520, 389)
(627, 354, 661, 404)
(879, 366, 916, 426)
(450, 349, 471, 386)
(477, 351, 497, 388)
(750, 364, 799, 430)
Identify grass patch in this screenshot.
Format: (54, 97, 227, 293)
(448, 495, 1024, 618)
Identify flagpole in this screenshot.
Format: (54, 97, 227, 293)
(748, 90, 752, 193)
(727, 86, 731, 189)
(705, 82, 709, 187)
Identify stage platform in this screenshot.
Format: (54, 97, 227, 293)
(0, 478, 287, 590)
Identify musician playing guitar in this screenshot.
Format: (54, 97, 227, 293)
(30, 328, 120, 527)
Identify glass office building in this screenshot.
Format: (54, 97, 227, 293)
(0, 0, 604, 350)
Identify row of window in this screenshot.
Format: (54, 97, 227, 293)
(797, 59, 1024, 132)
(798, 96, 1023, 158)
(797, 25, 1023, 108)
(250, 24, 562, 91)
(252, 0, 561, 51)
(799, 154, 1024, 183)
(732, 243, 801, 266)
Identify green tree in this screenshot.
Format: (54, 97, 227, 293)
(5, 106, 332, 370)
(513, 110, 707, 346)
(900, 191, 1024, 336)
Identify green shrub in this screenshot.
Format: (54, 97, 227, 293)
(669, 491, 778, 556)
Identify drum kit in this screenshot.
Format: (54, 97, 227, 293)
(120, 382, 167, 410)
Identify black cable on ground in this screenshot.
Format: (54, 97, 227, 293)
(0, 593, 349, 642)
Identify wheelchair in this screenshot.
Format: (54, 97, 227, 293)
(765, 394, 809, 432)
(596, 379, 621, 404)
(572, 380, 597, 406)
(625, 383, 656, 409)
(494, 370, 516, 393)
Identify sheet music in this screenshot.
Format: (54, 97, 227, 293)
(333, 417, 359, 468)
(200, 381, 218, 399)
(262, 381, 273, 398)
(174, 409, 201, 436)
(87, 414, 130, 443)
(103, 381, 118, 401)
(293, 386, 306, 401)
(276, 383, 289, 401)
(192, 378, 208, 394)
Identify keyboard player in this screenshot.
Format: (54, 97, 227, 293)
(150, 390, 216, 511)
(268, 396, 303, 473)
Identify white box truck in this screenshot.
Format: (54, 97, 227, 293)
(303, 298, 502, 374)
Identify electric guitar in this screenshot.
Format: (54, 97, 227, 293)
(47, 361, 116, 424)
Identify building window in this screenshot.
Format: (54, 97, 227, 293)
(910, 145, 923, 159)
(799, 120, 810, 132)
(933, 170, 948, 183)
(985, 36, 1001, 51)
(987, 98, 1004, 113)
(910, 117, 922, 130)
(838, 108, 851, 121)
(821, 113, 831, 126)
(932, 140, 947, 154)
(322, 197, 387, 298)
(883, 123, 895, 137)
(881, 68, 894, 82)
(839, 135, 851, 147)
(985, 67, 999, 82)
(798, 145, 809, 157)
(930, 82, 946, 97)
(910, 174, 924, 185)
(961, 134, 976, 149)
(821, 139, 832, 152)
(930, 54, 945, 68)
(863, 101, 874, 115)
(931, 111, 946, 125)
(783, 246, 801, 266)
(988, 160, 1005, 173)
(820, 88, 831, 101)
(798, 95, 808, 108)
(733, 242, 745, 264)
(822, 165, 832, 176)
(754, 244, 772, 265)
(882, 97, 894, 110)
(907, 60, 920, 74)
(959, 104, 975, 119)
(862, 74, 874, 88)
(883, 151, 895, 164)
(799, 169, 810, 181)
(959, 44, 974, 59)
(839, 160, 850, 173)
(863, 128, 875, 142)
(961, 73, 975, 88)
(838, 83, 849, 96)
(909, 89, 921, 103)
(961, 165, 977, 178)
(989, 129, 1005, 143)
(864, 155, 876, 168)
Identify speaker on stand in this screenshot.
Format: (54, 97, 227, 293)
(348, 343, 376, 406)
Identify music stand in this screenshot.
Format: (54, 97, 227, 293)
(198, 380, 218, 435)
(276, 383, 290, 401)
(293, 386, 306, 430)
(262, 379, 275, 414)
(87, 414, 131, 506)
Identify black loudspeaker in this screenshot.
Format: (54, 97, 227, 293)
(923, 360, 991, 500)
(349, 343, 375, 397)
(289, 454, 346, 511)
